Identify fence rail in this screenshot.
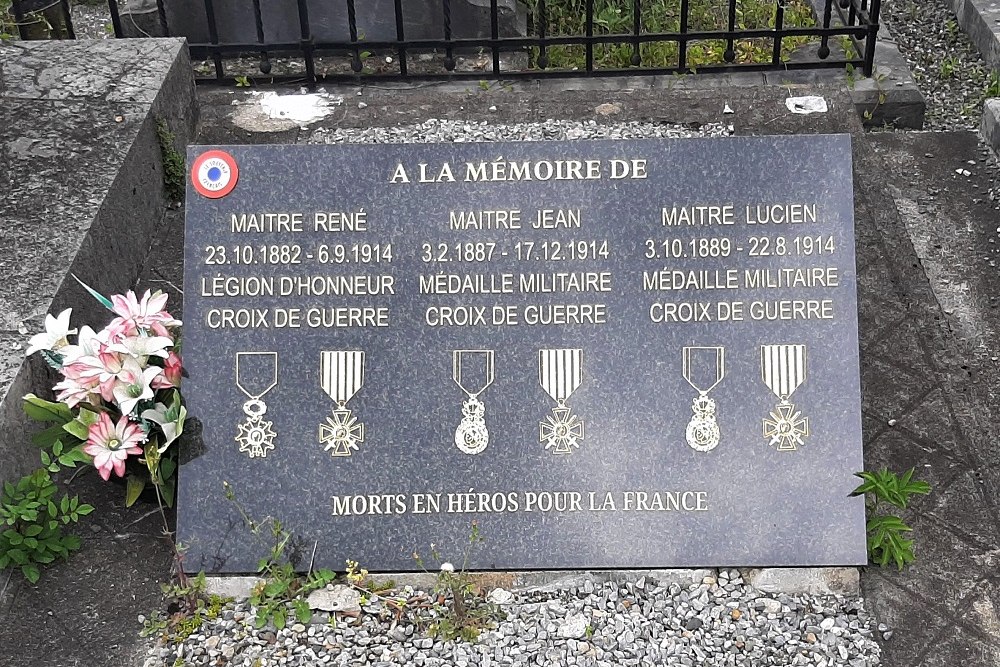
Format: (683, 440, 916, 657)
(10, 0, 881, 81)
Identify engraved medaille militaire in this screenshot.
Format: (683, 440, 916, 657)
(681, 346, 726, 452)
(452, 350, 495, 455)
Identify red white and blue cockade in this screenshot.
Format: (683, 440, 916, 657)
(191, 149, 239, 199)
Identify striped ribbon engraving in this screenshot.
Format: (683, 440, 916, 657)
(320, 351, 365, 404)
(760, 344, 806, 400)
(539, 349, 583, 403)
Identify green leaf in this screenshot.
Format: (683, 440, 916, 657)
(32, 425, 70, 448)
(7, 548, 27, 565)
(62, 534, 81, 551)
(22, 563, 40, 584)
(254, 615, 267, 629)
(7, 532, 22, 546)
(77, 504, 94, 516)
(76, 409, 100, 427)
(40, 451, 51, 467)
(294, 599, 312, 624)
(52, 441, 63, 457)
(263, 581, 286, 597)
(24, 524, 42, 537)
(71, 274, 114, 311)
(62, 419, 90, 442)
(160, 480, 175, 508)
(125, 476, 146, 508)
(60, 496, 69, 514)
(22, 395, 74, 424)
(273, 608, 286, 630)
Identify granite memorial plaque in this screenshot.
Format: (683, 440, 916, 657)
(179, 136, 867, 573)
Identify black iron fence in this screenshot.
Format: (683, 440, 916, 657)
(10, 0, 881, 81)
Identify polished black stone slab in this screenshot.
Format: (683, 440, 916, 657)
(178, 136, 867, 573)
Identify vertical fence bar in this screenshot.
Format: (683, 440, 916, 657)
(536, 0, 549, 68)
(724, 0, 736, 61)
(631, 0, 641, 66)
(347, 0, 362, 73)
(443, 0, 455, 70)
(817, 0, 832, 58)
(585, 0, 594, 72)
(250, 0, 271, 73)
(155, 0, 169, 35)
(59, 0, 76, 39)
(772, 0, 785, 65)
(863, 0, 880, 75)
(107, 0, 124, 38)
(490, 0, 500, 75)
(393, 0, 408, 76)
(11, 0, 26, 40)
(202, 0, 224, 79)
(678, 0, 689, 70)
(294, 0, 316, 83)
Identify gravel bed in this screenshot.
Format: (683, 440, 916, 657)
(880, 0, 999, 131)
(308, 119, 734, 145)
(144, 573, 882, 667)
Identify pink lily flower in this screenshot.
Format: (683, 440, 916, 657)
(76, 350, 127, 402)
(83, 413, 145, 481)
(54, 377, 96, 408)
(110, 290, 181, 329)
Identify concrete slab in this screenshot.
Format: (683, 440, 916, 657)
(5, 77, 997, 667)
(0, 38, 197, 485)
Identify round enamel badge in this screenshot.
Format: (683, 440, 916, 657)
(191, 150, 239, 199)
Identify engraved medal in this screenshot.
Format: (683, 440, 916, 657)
(539, 349, 585, 455)
(452, 350, 494, 455)
(682, 346, 725, 452)
(761, 344, 809, 451)
(319, 351, 366, 457)
(234, 352, 278, 458)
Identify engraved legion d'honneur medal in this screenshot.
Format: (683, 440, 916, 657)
(319, 351, 366, 457)
(234, 352, 278, 459)
(761, 344, 810, 451)
(452, 350, 495, 455)
(539, 348, 585, 455)
(682, 346, 726, 452)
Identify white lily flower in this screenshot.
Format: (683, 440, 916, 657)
(107, 334, 173, 359)
(59, 326, 104, 364)
(25, 309, 77, 356)
(112, 358, 163, 415)
(141, 401, 186, 452)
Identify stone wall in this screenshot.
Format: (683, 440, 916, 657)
(0, 38, 197, 484)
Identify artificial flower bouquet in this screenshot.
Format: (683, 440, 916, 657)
(23, 283, 186, 507)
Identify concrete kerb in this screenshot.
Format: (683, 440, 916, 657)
(982, 97, 1000, 154)
(204, 567, 861, 600)
(0, 38, 197, 485)
(945, 0, 1000, 68)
